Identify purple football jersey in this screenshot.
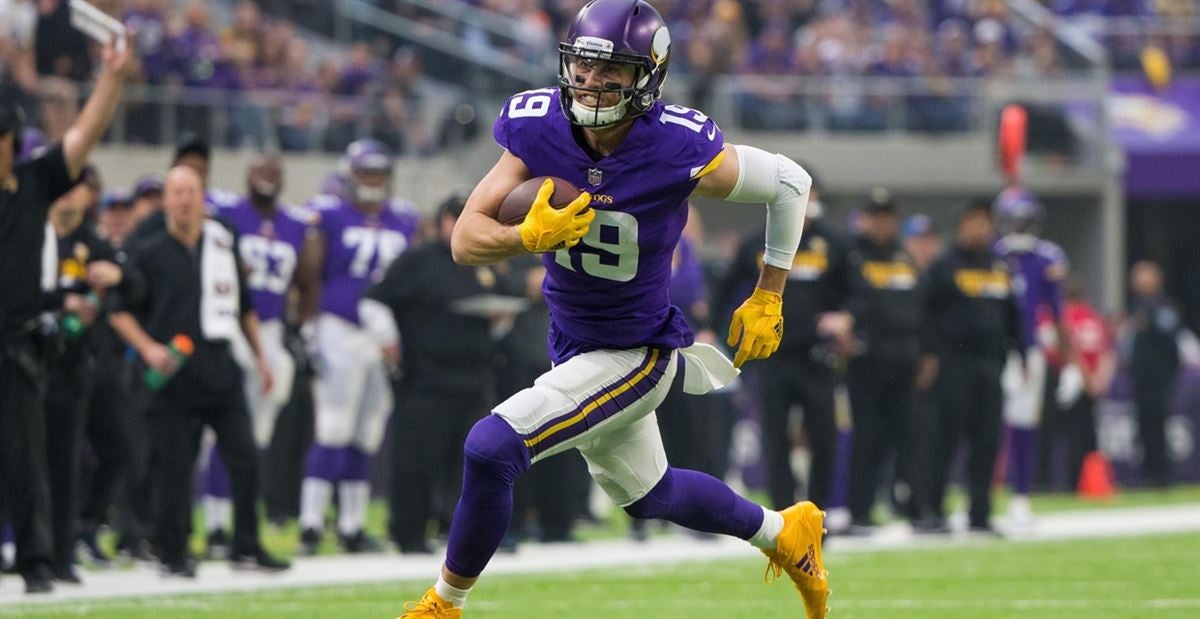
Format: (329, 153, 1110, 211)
(995, 234, 1067, 348)
(215, 198, 312, 322)
(316, 198, 419, 323)
(493, 88, 725, 362)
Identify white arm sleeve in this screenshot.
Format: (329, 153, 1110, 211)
(357, 298, 399, 347)
(724, 145, 812, 270)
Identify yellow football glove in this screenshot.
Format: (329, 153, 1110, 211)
(518, 179, 595, 253)
(727, 287, 784, 368)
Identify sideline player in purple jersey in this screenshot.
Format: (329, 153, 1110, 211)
(298, 139, 420, 554)
(993, 187, 1073, 531)
(199, 154, 321, 554)
(401, 2, 827, 617)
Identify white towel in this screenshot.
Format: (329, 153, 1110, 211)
(678, 342, 741, 395)
(41, 223, 57, 292)
(199, 219, 241, 341)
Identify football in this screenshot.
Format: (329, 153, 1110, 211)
(496, 176, 584, 225)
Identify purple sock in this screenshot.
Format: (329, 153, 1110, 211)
(2, 523, 13, 544)
(625, 467, 764, 539)
(1009, 427, 1037, 495)
(343, 447, 370, 482)
(305, 444, 341, 483)
(444, 415, 530, 579)
(205, 446, 232, 498)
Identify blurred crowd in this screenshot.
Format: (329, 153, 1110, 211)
(4, 0, 1197, 150)
(1, 0, 434, 153)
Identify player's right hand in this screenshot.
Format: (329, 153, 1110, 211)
(518, 178, 594, 253)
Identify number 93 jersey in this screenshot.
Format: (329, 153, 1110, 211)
(214, 198, 312, 322)
(494, 88, 726, 363)
(315, 198, 419, 324)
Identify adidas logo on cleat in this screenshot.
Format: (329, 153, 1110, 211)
(794, 544, 821, 578)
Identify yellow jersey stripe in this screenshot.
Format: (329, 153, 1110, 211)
(690, 149, 727, 180)
(524, 348, 662, 449)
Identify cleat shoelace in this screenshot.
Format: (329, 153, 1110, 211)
(400, 598, 454, 618)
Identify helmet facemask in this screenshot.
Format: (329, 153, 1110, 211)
(557, 28, 669, 128)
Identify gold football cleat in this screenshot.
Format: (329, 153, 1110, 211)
(761, 501, 831, 618)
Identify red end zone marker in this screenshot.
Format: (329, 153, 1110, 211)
(998, 104, 1027, 184)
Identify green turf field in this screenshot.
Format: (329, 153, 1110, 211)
(236, 484, 1200, 559)
(7, 530, 1198, 618)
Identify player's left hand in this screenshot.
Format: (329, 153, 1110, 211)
(519, 178, 594, 253)
(727, 287, 784, 368)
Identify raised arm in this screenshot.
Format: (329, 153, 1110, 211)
(62, 35, 132, 180)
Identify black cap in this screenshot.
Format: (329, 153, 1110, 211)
(862, 186, 895, 214)
(173, 131, 211, 164)
(437, 193, 468, 220)
(958, 197, 993, 220)
(133, 174, 164, 197)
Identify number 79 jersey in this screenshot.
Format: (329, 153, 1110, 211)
(494, 88, 726, 363)
(314, 198, 420, 324)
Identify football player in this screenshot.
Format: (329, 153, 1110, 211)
(993, 187, 1073, 531)
(200, 154, 321, 556)
(298, 139, 419, 554)
(400, 1, 827, 617)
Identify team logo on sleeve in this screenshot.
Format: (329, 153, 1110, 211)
(587, 168, 603, 186)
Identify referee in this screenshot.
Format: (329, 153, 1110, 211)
(109, 166, 289, 577)
(0, 38, 130, 594)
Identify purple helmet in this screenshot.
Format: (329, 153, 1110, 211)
(993, 186, 1041, 231)
(345, 139, 393, 204)
(558, 0, 672, 128)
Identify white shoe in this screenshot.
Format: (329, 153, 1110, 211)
(1006, 495, 1035, 535)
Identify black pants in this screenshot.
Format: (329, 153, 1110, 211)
(1037, 372, 1100, 491)
(113, 385, 156, 552)
(389, 384, 486, 551)
(79, 364, 134, 532)
(513, 449, 590, 542)
(1135, 386, 1173, 486)
(263, 368, 314, 523)
(44, 349, 94, 569)
(759, 353, 838, 510)
(847, 355, 916, 524)
(148, 391, 261, 564)
(0, 339, 53, 574)
(658, 370, 720, 476)
(927, 352, 1004, 528)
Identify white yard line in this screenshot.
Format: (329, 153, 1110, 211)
(2, 503, 1197, 607)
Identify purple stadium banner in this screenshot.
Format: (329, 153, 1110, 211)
(1110, 76, 1200, 199)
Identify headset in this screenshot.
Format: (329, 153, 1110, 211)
(0, 100, 25, 157)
